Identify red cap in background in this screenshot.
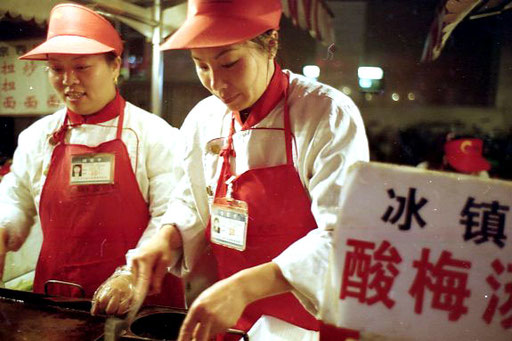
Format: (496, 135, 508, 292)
(444, 138, 491, 174)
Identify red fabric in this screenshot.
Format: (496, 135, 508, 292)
(50, 91, 122, 146)
(235, 63, 287, 130)
(444, 138, 490, 173)
(303, 0, 313, 31)
(0, 161, 11, 177)
(313, 0, 323, 41)
(319, 322, 360, 341)
(35, 99, 184, 308)
(20, 3, 123, 60)
(289, 0, 299, 25)
(67, 90, 122, 125)
(208, 71, 319, 339)
(160, 0, 282, 50)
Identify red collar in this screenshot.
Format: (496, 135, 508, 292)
(66, 91, 125, 125)
(235, 63, 288, 129)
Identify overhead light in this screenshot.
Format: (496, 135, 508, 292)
(359, 78, 373, 89)
(358, 66, 384, 93)
(303, 65, 320, 79)
(342, 86, 352, 95)
(358, 66, 383, 80)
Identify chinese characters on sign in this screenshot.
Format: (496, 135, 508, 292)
(340, 238, 512, 330)
(322, 163, 512, 340)
(484, 259, 512, 329)
(409, 249, 471, 322)
(382, 187, 509, 249)
(0, 40, 62, 115)
(461, 198, 509, 248)
(381, 187, 428, 230)
(340, 239, 401, 309)
(340, 184, 511, 331)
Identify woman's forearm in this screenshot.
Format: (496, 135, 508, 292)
(232, 261, 293, 305)
(160, 223, 183, 250)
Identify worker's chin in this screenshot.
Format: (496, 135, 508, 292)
(66, 98, 95, 115)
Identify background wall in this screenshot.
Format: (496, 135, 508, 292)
(1, 0, 511, 179)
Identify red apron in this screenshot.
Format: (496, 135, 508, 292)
(207, 73, 319, 335)
(35, 99, 184, 308)
(319, 322, 360, 341)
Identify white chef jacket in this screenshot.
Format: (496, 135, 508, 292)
(0, 102, 183, 263)
(162, 70, 369, 320)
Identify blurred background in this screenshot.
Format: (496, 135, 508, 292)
(0, 0, 511, 291)
(1, 0, 511, 180)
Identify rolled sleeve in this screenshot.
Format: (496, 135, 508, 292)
(273, 229, 333, 317)
(135, 124, 184, 250)
(122, 105, 185, 265)
(161, 113, 211, 277)
(275, 83, 369, 317)
(0, 128, 40, 251)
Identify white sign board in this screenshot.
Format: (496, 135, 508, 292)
(321, 162, 512, 340)
(0, 39, 63, 115)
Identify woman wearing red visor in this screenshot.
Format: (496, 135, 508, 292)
(95, 0, 369, 339)
(0, 3, 184, 312)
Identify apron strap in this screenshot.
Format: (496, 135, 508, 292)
(214, 115, 237, 199)
(52, 116, 70, 145)
(282, 74, 293, 166)
(52, 100, 126, 145)
(214, 72, 292, 198)
(115, 101, 126, 140)
(52, 115, 81, 146)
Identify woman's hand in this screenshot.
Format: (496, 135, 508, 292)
(178, 274, 249, 341)
(91, 268, 134, 316)
(178, 262, 293, 341)
(130, 224, 182, 296)
(91, 224, 182, 316)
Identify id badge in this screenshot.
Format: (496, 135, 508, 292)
(211, 197, 248, 251)
(70, 153, 115, 185)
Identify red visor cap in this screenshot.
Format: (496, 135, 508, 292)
(19, 3, 123, 60)
(444, 138, 491, 174)
(160, 0, 282, 50)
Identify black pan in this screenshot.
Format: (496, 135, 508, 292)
(0, 287, 104, 340)
(126, 309, 248, 341)
(0, 287, 248, 341)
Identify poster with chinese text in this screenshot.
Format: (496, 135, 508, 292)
(0, 39, 63, 115)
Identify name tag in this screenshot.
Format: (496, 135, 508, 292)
(70, 153, 115, 185)
(211, 198, 248, 251)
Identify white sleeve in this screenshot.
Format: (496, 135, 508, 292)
(126, 118, 185, 265)
(0, 128, 39, 251)
(160, 110, 210, 276)
(274, 92, 369, 316)
(273, 229, 332, 317)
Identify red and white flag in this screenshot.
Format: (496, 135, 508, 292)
(282, 0, 335, 46)
(421, 0, 483, 62)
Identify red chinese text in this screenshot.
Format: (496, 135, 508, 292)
(1, 62, 14, 75)
(23, 61, 37, 77)
(409, 249, 471, 321)
(340, 239, 402, 308)
(47, 94, 61, 108)
(24, 95, 38, 109)
(1, 79, 15, 92)
(483, 259, 512, 329)
(3, 96, 16, 109)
